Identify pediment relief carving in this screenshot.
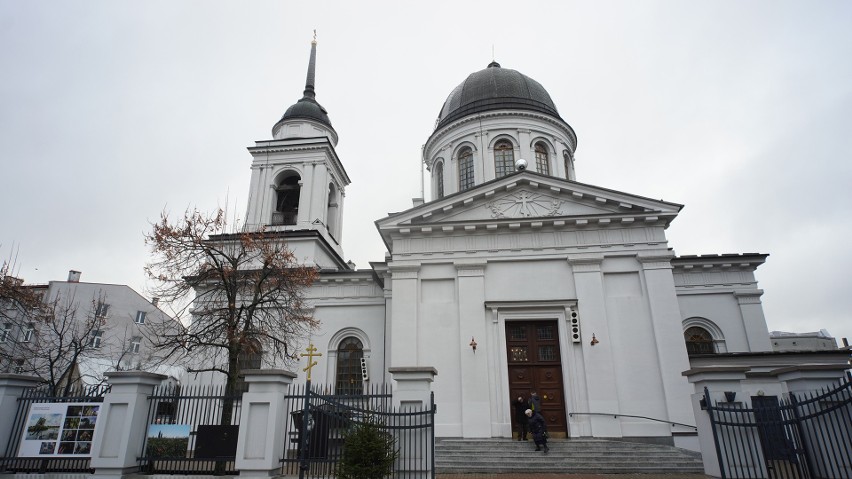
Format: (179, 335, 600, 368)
(485, 190, 565, 218)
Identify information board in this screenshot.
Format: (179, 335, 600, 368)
(18, 402, 100, 457)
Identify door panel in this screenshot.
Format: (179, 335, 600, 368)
(506, 320, 567, 437)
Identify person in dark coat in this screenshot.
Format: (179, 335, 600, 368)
(525, 409, 549, 453)
(512, 396, 529, 440)
(528, 391, 542, 413)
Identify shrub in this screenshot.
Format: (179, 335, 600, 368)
(336, 416, 398, 479)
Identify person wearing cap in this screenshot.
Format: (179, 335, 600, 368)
(525, 408, 549, 453)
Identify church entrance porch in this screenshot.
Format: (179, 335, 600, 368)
(506, 320, 568, 438)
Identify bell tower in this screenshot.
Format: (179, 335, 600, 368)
(244, 36, 350, 268)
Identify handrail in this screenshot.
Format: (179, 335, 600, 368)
(568, 412, 697, 430)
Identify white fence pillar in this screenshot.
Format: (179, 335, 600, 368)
(390, 367, 437, 479)
(683, 366, 749, 479)
(772, 364, 849, 394)
(0, 374, 42, 457)
(89, 371, 166, 478)
(235, 369, 297, 478)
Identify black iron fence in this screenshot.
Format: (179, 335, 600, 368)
(705, 373, 852, 479)
(280, 381, 435, 479)
(0, 383, 109, 473)
(138, 384, 243, 474)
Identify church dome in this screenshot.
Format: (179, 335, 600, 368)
(278, 97, 332, 128)
(435, 61, 563, 130)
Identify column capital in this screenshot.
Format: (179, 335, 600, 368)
(734, 290, 764, 305)
(455, 260, 486, 276)
(568, 254, 603, 272)
(637, 251, 675, 270)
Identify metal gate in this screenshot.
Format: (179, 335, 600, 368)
(705, 374, 852, 479)
(280, 381, 435, 479)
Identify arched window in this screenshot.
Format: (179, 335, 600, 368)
(535, 142, 549, 175)
(435, 162, 444, 198)
(274, 173, 301, 225)
(335, 337, 364, 395)
(494, 140, 515, 178)
(563, 150, 571, 180)
(684, 327, 715, 356)
(458, 148, 474, 191)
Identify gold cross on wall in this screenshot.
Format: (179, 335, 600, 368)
(301, 343, 322, 380)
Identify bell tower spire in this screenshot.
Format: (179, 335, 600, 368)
(303, 30, 317, 100)
(245, 34, 351, 269)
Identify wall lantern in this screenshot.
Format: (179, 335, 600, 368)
(469, 337, 478, 353)
(590, 334, 599, 346)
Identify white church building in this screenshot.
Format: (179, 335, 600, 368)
(189, 39, 812, 447)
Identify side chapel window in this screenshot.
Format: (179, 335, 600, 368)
(494, 140, 515, 178)
(335, 337, 364, 395)
(457, 148, 474, 192)
(273, 174, 301, 225)
(535, 142, 550, 175)
(684, 326, 715, 356)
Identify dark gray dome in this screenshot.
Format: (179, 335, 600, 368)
(278, 97, 332, 128)
(435, 62, 562, 130)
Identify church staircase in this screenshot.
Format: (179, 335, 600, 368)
(435, 438, 704, 474)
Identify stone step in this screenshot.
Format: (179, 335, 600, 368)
(434, 438, 704, 474)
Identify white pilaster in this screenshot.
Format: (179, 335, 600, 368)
(456, 261, 490, 437)
(639, 252, 698, 428)
(568, 254, 622, 437)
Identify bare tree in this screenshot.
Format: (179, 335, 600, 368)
(0, 262, 107, 395)
(144, 208, 317, 416)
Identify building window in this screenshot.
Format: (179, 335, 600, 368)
(457, 148, 474, 191)
(0, 323, 11, 343)
(95, 302, 110, 318)
(684, 326, 715, 356)
(13, 359, 24, 374)
(435, 162, 444, 198)
(335, 337, 364, 395)
(135, 311, 146, 324)
(494, 140, 515, 178)
(273, 173, 301, 226)
(129, 337, 141, 354)
(535, 142, 549, 175)
(89, 330, 103, 348)
(22, 324, 34, 343)
(563, 150, 571, 179)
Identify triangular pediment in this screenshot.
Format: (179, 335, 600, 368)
(377, 172, 682, 231)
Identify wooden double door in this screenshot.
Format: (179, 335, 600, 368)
(506, 320, 567, 437)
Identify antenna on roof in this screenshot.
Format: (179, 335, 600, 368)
(492, 44, 495, 62)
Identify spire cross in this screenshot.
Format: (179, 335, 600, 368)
(300, 343, 322, 380)
(312, 29, 317, 45)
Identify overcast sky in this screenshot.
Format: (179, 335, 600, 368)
(1, 1, 850, 344)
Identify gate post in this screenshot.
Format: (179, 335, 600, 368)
(90, 371, 166, 478)
(234, 369, 297, 477)
(0, 374, 41, 457)
(683, 366, 748, 478)
(390, 367, 437, 479)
